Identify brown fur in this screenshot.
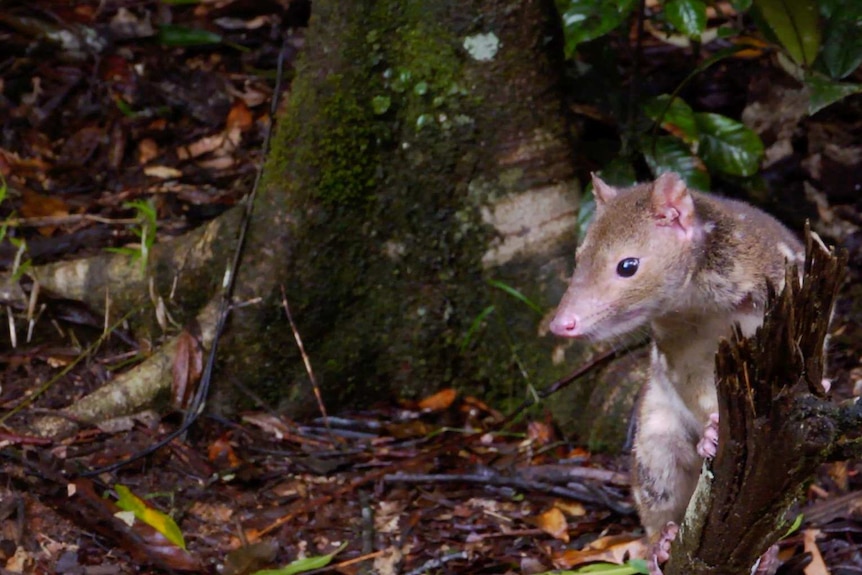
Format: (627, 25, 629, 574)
(550, 172, 803, 536)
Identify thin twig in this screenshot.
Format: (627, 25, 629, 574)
(280, 286, 333, 440)
(0, 214, 139, 228)
(497, 346, 633, 428)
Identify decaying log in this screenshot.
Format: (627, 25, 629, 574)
(665, 227, 859, 575)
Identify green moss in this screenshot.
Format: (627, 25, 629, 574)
(315, 82, 383, 205)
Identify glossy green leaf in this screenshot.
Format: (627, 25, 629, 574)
(643, 95, 699, 143)
(157, 24, 222, 47)
(805, 73, 862, 114)
(818, 0, 862, 79)
(544, 558, 650, 574)
(643, 136, 710, 190)
(694, 113, 764, 176)
(731, 0, 753, 9)
(753, 0, 821, 66)
(253, 543, 347, 575)
(558, 0, 637, 57)
(665, 0, 707, 37)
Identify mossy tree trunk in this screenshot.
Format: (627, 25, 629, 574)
(27, 0, 605, 437)
(214, 0, 584, 415)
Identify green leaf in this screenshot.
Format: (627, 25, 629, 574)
(694, 113, 764, 176)
(665, 0, 707, 37)
(782, 512, 805, 537)
(730, 0, 753, 9)
(487, 279, 543, 315)
(805, 73, 862, 114)
(157, 24, 222, 47)
(253, 542, 347, 575)
(537, 558, 649, 574)
(461, 305, 496, 351)
(558, 0, 637, 57)
(643, 95, 699, 143)
(114, 485, 186, 549)
(818, 1, 862, 79)
(753, 0, 821, 66)
(643, 135, 710, 190)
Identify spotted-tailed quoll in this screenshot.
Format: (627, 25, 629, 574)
(549, 172, 804, 573)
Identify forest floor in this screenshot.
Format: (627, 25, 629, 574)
(0, 1, 861, 574)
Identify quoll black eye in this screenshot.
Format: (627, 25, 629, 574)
(616, 257, 640, 277)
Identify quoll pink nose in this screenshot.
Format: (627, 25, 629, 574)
(549, 314, 578, 336)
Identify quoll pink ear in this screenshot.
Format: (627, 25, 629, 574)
(650, 172, 697, 240)
(590, 173, 618, 209)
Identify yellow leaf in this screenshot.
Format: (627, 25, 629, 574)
(115, 484, 186, 549)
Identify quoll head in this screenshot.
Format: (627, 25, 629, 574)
(549, 172, 704, 341)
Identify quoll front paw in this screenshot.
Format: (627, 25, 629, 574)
(696, 412, 720, 459)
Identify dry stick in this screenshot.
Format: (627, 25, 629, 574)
(0, 214, 139, 228)
(280, 286, 333, 441)
(254, 350, 632, 538)
(497, 346, 631, 428)
(77, 41, 290, 478)
(383, 471, 631, 514)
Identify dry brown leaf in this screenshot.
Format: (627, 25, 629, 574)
(418, 388, 457, 411)
(138, 138, 159, 164)
(21, 189, 69, 236)
(554, 499, 586, 517)
(565, 446, 591, 459)
(535, 507, 569, 542)
(552, 533, 646, 569)
(197, 156, 236, 170)
(207, 433, 240, 469)
(226, 100, 253, 132)
(527, 421, 554, 445)
(172, 329, 202, 410)
(144, 165, 183, 179)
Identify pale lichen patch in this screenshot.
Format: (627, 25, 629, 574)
(480, 183, 578, 267)
(463, 33, 500, 61)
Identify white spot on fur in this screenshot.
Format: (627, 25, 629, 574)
(736, 213, 747, 221)
(703, 221, 716, 234)
(733, 231, 744, 241)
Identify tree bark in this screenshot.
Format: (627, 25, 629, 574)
(212, 0, 584, 416)
(17, 0, 613, 436)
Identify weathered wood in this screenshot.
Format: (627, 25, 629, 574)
(665, 227, 851, 575)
